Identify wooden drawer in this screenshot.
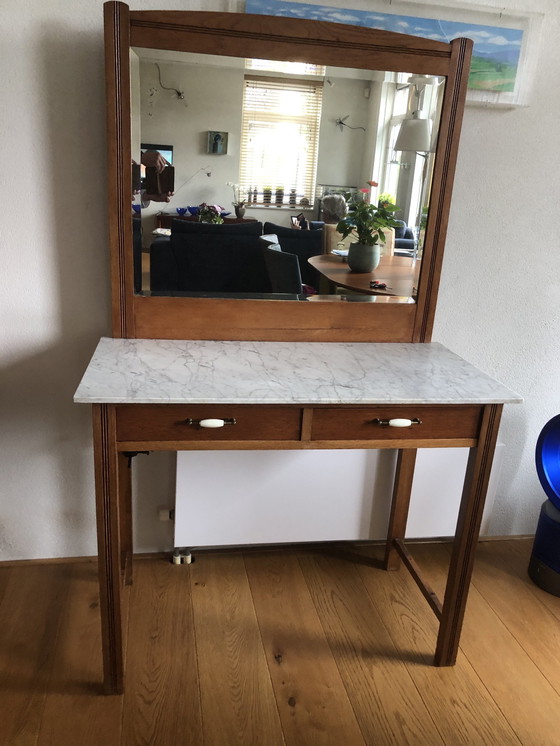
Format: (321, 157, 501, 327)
(116, 404, 302, 442)
(310, 405, 482, 441)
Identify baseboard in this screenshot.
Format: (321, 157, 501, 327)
(0, 536, 535, 567)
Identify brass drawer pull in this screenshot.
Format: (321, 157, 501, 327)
(186, 418, 237, 428)
(372, 417, 422, 428)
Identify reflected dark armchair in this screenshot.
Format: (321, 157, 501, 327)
(263, 222, 323, 289)
(262, 246, 303, 295)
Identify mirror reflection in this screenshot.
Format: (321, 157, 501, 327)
(131, 47, 444, 301)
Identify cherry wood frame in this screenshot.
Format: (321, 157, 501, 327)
(104, 1, 472, 343)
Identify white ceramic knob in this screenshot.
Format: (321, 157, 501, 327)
(199, 418, 226, 428)
(388, 418, 414, 427)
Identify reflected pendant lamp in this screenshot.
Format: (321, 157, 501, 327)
(395, 112, 433, 153)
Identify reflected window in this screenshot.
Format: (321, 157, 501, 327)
(239, 76, 323, 206)
(381, 75, 442, 230)
(245, 58, 325, 76)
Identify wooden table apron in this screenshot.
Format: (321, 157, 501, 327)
(92, 400, 503, 695)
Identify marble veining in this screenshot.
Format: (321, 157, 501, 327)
(73, 338, 521, 405)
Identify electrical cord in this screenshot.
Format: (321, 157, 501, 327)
(155, 63, 185, 101)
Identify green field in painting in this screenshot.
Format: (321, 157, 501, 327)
(468, 56, 516, 92)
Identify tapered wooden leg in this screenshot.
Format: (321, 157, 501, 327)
(384, 449, 417, 570)
(92, 403, 124, 694)
(435, 403, 503, 666)
(118, 452, 133, 586)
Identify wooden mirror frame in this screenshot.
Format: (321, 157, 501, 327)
(104, 1, 472, 342)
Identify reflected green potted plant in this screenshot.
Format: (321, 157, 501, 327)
(336, 188, 400, 272)
(198, 203, 224, 224)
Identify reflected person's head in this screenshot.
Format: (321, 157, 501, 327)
(321, 194, 347, 224)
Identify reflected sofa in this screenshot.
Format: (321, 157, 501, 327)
(151, 220, 269, 293)
(393, 220, 416, 255)
(150, 219, 324, 294)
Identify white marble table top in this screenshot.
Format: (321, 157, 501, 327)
(74, 338, 521, 406)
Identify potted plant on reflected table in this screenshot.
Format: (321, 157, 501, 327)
(336, 188, 400, 273)
(226, 181, 246, 218)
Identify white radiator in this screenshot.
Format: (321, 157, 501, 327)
(174, 446, 503, 548)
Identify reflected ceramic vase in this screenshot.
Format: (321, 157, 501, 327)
(234, 205, 246, 219)
(347, 242, 380, 273)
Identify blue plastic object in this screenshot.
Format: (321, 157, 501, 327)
(535, 414, 560, 510)
(531, 501, 560, 574)
(528, 500, 560, 596)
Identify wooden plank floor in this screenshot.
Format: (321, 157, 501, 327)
(1, 539, 559, 745)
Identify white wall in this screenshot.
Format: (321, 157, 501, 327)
(316, 74, 374, 187)
(1, 0, 559, 560)
(138, 56, 245, 224)
(433, 2, 560, 535)
(136, 55, 376, 228)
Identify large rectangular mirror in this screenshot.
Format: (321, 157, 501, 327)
(104, 2, 472, 342)
(131, 47, 445, 304)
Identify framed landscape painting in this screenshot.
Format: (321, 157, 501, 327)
(245, 0, 543, 106)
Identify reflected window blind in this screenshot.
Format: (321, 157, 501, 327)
(245, 59, 326, 76)
(239, 76, 323, 205)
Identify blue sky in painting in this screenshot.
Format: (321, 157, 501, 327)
(245, 0, 523, 65)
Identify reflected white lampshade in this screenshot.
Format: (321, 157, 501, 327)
(395, 114, 433, 153)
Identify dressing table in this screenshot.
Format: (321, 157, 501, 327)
(77, 3, 520, 694)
